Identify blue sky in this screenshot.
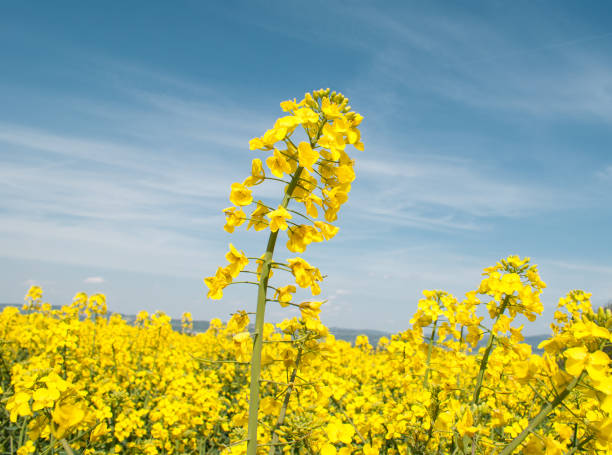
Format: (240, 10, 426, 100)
(1, 1, 612, 335)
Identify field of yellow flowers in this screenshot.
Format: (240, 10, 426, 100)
(2, 90, 611, 454)
(2, 267, 612, 454)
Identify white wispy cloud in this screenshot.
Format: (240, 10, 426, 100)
(0, 124, 159, 172)
(351, 153, 574, 232)
(0, 68, 288, 279)
(84, 276, 105, 284)
(596, 165, 612, 180)
(544, 259, 612, 276)
(350, 7, 612, 124)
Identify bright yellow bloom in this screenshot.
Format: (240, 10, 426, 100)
(204, 267, 233, 300)
(275, 115, 301, 129)
(249, 127, 287, 150)
(286, 225, 323, 253)
(326, 421, 355, 444)
(266, 148, 293, 178)
(225, 244, 249, 278)
(545, 437, 568, 455)
(323, 185, 349, 209)
(246, 202, 269, 231)
(314, 221, 339, 240)
(229, 182, 253, 206)
(318, 123, 346, 160)
(273, 285, 296, 306)
(280, 99, 301, 112)
(287, 257, 322, 295)
(17, 441, 36, 455)
(594, 418, 612, 444)
(52, 402, 85, 438)
(321, 97, 342, 119)
(571, 320, 611, 340)
(223, 206, 246, 233)
(564, 347, 610, 381)
(32, 386, 60, 411)
(90, 421, 108, 442)
(243, 158, 265, 186)
(455, 408, 478, 438)
(297, 142, 319, 171)
(6, 391, 32, 421)
(25, 285, 43, 301)
(299, 301, 323, 320)
(266, 205, 292, 232)
(293, 107, 319, 125)
(302, 193, 323, 218)
(335, 164, 355, 184)
(259, 396, 281, 416)
(226, 310, 250, 333)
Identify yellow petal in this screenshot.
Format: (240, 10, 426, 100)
(298, 142, 319, 170)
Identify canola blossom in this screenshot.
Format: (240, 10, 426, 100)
(204, 89, 363, 455)
(1, 91, 611, 455)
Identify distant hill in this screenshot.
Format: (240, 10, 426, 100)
(328, 326, 390, 346)
(0, 303, 547, 352)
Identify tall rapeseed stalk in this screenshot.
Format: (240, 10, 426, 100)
(204, 89, 364, 454)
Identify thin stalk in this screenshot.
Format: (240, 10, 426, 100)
(286, 208, 317, 224)
(423, 319, 438, 388)
(263, 176, 313, 194)
(499, 371, 584, 455)
(60, 439, 75, 455)
(18, 417, 27, 447)
(330, 396, 367, 444)
(246, 167, 304, 455)
(566, 435, 594, 455)
(268, 347, 303, 455)
(228, 281, 261, 286)
(471, 296, 509, 405)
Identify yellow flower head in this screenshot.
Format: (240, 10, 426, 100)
(287, 257, 322, 295)
(223, 206, 246, 233)
(247, 202, 269, 231)
(225, 243, 249, 278)
(297, 142, 319, 171)
(243, 158, 265, 187)
(266, 205, 292, 232)
(52, 402, 85, 438)
(286, 225, 323, 253)
(25, 285, 43, 301)
(299, 300, 323, 320)
(266, 148, 293, 178)
(229, 182, 253, 206)
(273, 285, 296, 306)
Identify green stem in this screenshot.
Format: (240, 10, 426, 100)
(499, 371, 584, 455)
(18, 417, 27, 447)
(330, 396, 367, 444)
(60, 439, 75, 455)
(246, 166, 304, 455)
(423, 319, 438, 388)
(471, 296, 509, 405)
(268, 347, 303, 455)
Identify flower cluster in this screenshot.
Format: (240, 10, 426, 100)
(205, 89, 363, 302)
(202, 89, 365, 455)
